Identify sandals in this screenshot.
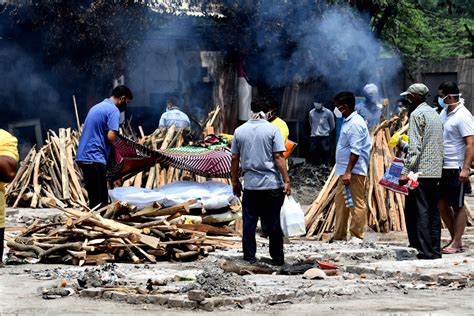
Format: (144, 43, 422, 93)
(441, 247, 464, 254)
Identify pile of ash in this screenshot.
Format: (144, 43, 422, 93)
(289, 163, 331, 205)
(194, 267, 254, 297)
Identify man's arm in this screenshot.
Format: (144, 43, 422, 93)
(0, 156, 18, 183)
(460, 135, 474, 182)
(274, 152, 291, 195)
(107, 130, 118, 144)
(328, 111, 336, 132)
(231, 154, 242, 197)
(342, 153, 359, 186)
(402, 115, 422, 176)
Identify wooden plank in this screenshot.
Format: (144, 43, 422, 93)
(59, 128, 70, 200)
(131, 200, 197, 218)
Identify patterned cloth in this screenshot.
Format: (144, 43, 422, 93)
(402, 102, 444, 178)
(107, 135, 231, 181)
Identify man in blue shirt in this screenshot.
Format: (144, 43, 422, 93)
(76, 85, 133, 208)
(159, 97, 191, 130)
(333, 91, 371, 242)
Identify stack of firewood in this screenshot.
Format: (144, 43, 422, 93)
(5, 128, 86, 209)
(6, 201, 241, 265)
(304, 117, 410, 240)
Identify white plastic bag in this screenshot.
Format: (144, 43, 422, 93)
(280, 196, 306, 237)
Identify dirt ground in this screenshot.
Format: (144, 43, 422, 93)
(2, 207, 474, 315)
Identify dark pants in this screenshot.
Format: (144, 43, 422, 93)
(0, 227, 4, 261)
(77, 162, 109, 209)
(309, 136, 331, 166)
(242, 188, 285, 263)
(404, 178, 441, 259)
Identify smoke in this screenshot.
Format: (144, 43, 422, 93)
(125, 17, 214, 134)
(245, 5, 402, 100)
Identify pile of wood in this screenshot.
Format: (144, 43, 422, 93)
(6, 203, 241, 265)
(5, 128, 86, 209)
(304, 117, 409, 240)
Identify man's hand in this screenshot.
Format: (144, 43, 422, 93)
(232, 181, 242, 198)
(399, 174, 408, 186)
(342, 171, 351, 186)
(460, 168, 470, 183)
(283, 182, 291, 195)
(113, 178, 123, 188)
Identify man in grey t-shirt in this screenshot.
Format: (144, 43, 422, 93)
(231, 96, 291, 265)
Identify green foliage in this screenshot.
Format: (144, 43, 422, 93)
(376, 0, 474, 73)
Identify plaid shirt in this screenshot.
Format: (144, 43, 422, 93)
(402, 102, 444, 178)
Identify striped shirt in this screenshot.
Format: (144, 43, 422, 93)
(402, 102, 444, 178)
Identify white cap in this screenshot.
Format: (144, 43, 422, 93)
(363, 83, 379, 96)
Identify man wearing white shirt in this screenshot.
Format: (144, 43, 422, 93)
(438, 81, 474, 254)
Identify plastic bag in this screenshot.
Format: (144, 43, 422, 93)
(378, 158, 409, 195)
(280, 196, 306, 237)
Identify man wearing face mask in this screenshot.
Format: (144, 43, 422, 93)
(76, 85, 133, 208)
(231, 96, 291, 265)
(308, 100, 335, 166)
(437, 81, 474, 254)
(332, 92, 371, 242)
(355, 83, 383, 129)
(398, 83, 444, 259)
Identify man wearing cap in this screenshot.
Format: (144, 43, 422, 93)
(309, 99, 335, 166)
(437, 81, 474, 254)
(355, 83, 382, 129)
(399, 83, 444, 259)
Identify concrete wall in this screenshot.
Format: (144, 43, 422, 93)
(416, 58, 474, 113)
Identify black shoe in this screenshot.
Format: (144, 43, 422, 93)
(243, 257, 257, 264)
(271, 259, 284, 266)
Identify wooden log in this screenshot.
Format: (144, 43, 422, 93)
(30, 152, 43, 208)
(131, 200, 197, 218)
(59, 129, 71, 200)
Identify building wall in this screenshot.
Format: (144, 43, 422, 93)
(416, 58, 474, 113)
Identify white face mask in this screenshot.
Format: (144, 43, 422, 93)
(333, 107, 343, 118)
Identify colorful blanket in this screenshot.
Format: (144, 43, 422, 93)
(107, 135, 232, 181)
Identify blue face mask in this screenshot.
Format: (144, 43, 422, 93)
(438, 96, 447, 110)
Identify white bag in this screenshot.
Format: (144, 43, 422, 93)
(280, 196, 306, 237)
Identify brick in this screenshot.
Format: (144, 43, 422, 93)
(102, 291, 113, 300)
(80, 288, 104, 298)
(183, 300, 198, 309)
(438, 275, 469, 286)
(188, 290, 208, 302)
(126, 294, 147, 305)
(168, 297, 185, 308)
(110, 292, 128, 302)
(147, 295, 169, 305)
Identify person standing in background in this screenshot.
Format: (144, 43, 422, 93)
(308, 99, 335, 166)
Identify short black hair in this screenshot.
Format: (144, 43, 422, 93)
(251, 97, 272, 113)
(334, 91, 355, 111)
(438, 81, 459, 96)
(112, 85, 133, 100)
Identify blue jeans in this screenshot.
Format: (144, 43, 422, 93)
(242, 188, 285, 263)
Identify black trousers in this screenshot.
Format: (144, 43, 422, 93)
(309, 136, 331, 166)
(77, 162, 109, 209)
(242, 188, 285, 263)
(404, 178, 441, 259)
(0, 227, 4, 261)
